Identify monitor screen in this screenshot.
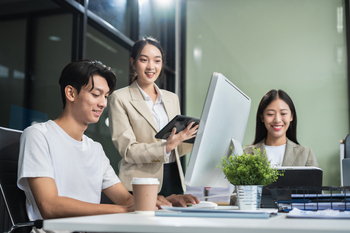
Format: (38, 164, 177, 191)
(184, 72, 251, 187)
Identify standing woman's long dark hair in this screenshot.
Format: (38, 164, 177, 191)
(129, 36, 165, 85)
(253, 89, 299, 145)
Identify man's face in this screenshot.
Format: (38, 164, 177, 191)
(72, 75, 110, 125)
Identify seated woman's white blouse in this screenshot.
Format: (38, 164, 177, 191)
(265, 144, 286, 167)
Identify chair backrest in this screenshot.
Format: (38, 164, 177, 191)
(344, 134, 350, 158)
(342, 158, 350, 186)
(0, 127, 28, 226)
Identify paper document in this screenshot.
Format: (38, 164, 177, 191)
(161, 205, 278, 214)
(157, 206, 278, 219)
(291, 193, 350, 198)
(287, 208, 350, 219)
(279, 202, 350, 211)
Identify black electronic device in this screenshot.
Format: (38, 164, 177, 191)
(262, 166, 323, 208)
(155, 115, 200, 144)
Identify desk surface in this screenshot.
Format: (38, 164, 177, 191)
(43, 211, 350, 233)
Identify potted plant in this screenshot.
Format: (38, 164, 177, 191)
(218, 147, 284, 210)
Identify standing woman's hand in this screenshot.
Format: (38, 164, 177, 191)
(165, 122, 198, 153)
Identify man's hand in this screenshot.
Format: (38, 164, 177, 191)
(123, 204, 135, 212)
(165, 194, 200, 207)
(166, 122, 198, 153)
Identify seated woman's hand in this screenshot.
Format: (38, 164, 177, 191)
(166, 122, 198, 153)
(165, 194, 200, 207)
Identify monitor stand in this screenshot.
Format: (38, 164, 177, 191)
(230, 138, 243, 156)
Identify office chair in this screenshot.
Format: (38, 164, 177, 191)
(344, 133, 350, 158)
(0, 127, 42, 233)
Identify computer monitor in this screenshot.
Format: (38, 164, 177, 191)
(184, 72, 251, 187)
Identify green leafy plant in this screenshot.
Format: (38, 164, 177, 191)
(218, 147, 284, 186)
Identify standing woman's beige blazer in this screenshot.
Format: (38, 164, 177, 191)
(108, 81, 192, 192)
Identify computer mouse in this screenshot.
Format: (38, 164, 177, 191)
(192, 201, 218, 209)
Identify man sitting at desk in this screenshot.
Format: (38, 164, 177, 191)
(17, 60, 199, 231)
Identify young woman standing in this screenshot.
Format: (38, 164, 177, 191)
(108, 37, 199, 202)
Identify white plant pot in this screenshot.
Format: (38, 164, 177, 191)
(237, 185, 263, 210)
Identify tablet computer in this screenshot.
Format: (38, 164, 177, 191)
(155, 115, 200, 144)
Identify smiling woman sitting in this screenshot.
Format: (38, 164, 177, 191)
(244, 89, 318, 167)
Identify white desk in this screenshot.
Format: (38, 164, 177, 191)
(43, 211, 350, 233)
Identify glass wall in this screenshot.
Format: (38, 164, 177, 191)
(86, 25, 130, 88)
(0, 14, 72, 131)
(32, 14, 72, 120)
(0, 19, 26, 128)
(89, 0, 131, 37)
(186, 0, 348, 186)
(0, 0, 72, 130)
(139, 0, 175, 42)
(139, 0, 176, 90)
(86, 25, 130, 171)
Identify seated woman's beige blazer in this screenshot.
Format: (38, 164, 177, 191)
(244, 138, 319, 167)
(108, 81, 192, 192)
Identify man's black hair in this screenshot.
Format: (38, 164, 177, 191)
(59, 60, 117, 108)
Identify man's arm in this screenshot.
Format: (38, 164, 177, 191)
(28, 177, 133, 219)
(102, 182, 134, 206)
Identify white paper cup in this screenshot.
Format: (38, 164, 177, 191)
(131, 178, 159, 215)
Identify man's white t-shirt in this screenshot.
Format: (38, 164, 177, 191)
(17, 120, 120, 221)
(265, 144, 286, 167)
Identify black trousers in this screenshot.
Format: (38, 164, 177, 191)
(158, 162, 183, 197)
(129, 162, 184, 197)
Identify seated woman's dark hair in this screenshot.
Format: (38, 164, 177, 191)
(59, 59, 117, 109)
(253, 89, 298, 145)
(129, 36, 165, 84)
